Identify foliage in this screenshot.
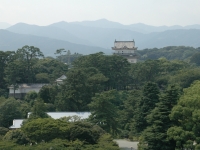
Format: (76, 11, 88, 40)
(167, 81, 200, 149)
(28, 99, 49, 119)
(24, 91, 38, 103)
(132, 82, 160, 134)
(38, 85, 58, 104)
(3, 129, 29, 145)
(0, 127, 9, 136)
(138, 85, 180, 150)
(89, 90, 119, 135)
(0, 51, 15, 97)
(56, 67, 108, 111)
(73, 52, 131, 90)
(190, 52, 200, 66)
(69, 121, 105, 144)
(0, 98, 22, 127)
(22, 118, 70, 142)
(138, 46, 200, 61)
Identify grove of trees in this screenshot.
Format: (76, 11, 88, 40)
(1, 45, 200, 149)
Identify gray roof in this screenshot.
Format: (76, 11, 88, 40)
(10, 112, 91, 129)
(9, 119, 24, 129)
(56, 75, 67, 81)
(28, 112, 91, 119)
(9, 83, 48, 89)
(114, 40, 135, 49)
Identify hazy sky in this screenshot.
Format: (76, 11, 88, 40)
(1, 0, 200, 26)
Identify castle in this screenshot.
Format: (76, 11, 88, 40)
(112, 40, 138, 63)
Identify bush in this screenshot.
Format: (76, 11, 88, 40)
(3, 129, 29, 145)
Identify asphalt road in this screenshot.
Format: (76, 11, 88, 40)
(114, 139, 139, 150)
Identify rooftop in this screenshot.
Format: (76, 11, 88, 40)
(9, 83, 48, 89)
(28, 112, 91, 120)
(112, 40, 136, 49)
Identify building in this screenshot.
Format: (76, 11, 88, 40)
(9, 75, 67, 99)
(112, 40, 138, 63)
(9, 83, 48, 99)
(9, 112, 91, 129)
(55, 75, 67, 85)
(9, 119, 24, 129)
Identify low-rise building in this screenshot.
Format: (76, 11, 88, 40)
(9, 112, 91, 129)
(9, 83, 47, 99)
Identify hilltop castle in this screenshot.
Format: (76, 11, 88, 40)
(112, 40, 138, 63)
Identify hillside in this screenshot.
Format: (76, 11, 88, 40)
(0, 30, 110, 56)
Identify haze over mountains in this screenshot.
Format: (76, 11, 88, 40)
(1, 19, 200, 56)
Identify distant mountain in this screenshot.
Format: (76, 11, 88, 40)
(0, 22, 11, 29)
(0, 30, 110, 56)
(7, 23, 93, 46)
(3, 20, 200, 53)
(138, 29, 200, 49)
(71, 19, 200, 33)
(50, 21, 144, 49)
(51, 21, 200, 49)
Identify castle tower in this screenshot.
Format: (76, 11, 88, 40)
(112, 40, 138, 63)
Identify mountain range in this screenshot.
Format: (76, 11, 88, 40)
(0, 19, 200, 56)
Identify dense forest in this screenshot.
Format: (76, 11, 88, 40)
(1, 45, 200, 149)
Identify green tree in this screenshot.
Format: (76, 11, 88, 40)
(118, 89, 142, 138)
(54, 48, 66, 62)
(0, 51, 15, 97)
(28, 99, 48, 119)
(38, 85, 58, 104)
(22, 118, 70, 142)
(15, 45, 44, 83)
(0, 98, 22, 127)
(56, 67, 108, 111)
(190, 52, 200, 66)
(24, 91, 38, 104)
(89, 90, 119, 135)
(33, 57, 68, 83)
(73, 52, 131, 90)
(3, 129, 29, 145)
(167, 80, 200, 149)
(132, 82, 160, 134)
(138, 85, 180, 150)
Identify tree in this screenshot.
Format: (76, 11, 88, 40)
(54, 48, 66, 62)
(38, 85, 58, 104)
(167, 81, 200, 149)
(169, 68, 200, 89)
(22, 118, 70, 142)
(28, 99, 49, 119)
(138, 85, 180, 150)
(3, 129, 29, 145)
(55, 67, 108, 111)
(190, 52, 200, 66)
(0, 98, 22, 127)
(118, 89, 142, 138)
(0, 51, 15, 97)
(33, 57, 68, 83)
(69, 121, 105, 144)
(24, 91, 38, 103)
(132, 82, 160, 134)
(89, 90, 119, 135)
(73, 52, 131, 90)
(15, 45, 44, 83)
(5, 60, 23, 98)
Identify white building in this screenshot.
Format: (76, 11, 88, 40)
(9, 119, 24, 129)
(9, 112, 91, 129)
(112, 40, 138, 63)
(9, 83, 47, 99)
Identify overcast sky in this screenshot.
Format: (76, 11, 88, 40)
(1, 0, 200, 26)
